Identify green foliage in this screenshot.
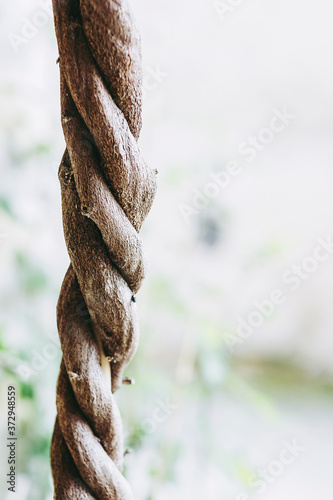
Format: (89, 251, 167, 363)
(0, 196, 15, 218)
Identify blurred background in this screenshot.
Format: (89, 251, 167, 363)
(1, 0, 333, 498)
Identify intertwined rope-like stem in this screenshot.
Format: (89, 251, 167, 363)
(51, 0, 156, 497)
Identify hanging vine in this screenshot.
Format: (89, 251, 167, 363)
(51, 0, 156, 497)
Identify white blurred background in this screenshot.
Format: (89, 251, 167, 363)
(1, 0, 333, 498)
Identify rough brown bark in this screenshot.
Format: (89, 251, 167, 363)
(51, 0, 157, 497)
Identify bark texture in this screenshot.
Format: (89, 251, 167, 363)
(51, 0, 157, 497)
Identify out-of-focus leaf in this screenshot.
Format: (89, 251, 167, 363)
(0, 195, 15, 217)
(20, 380, 35, 399)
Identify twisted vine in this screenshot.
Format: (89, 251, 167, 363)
(50, 0, 157, 497)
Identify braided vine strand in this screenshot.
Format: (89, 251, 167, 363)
(50, 0, 157, 497)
